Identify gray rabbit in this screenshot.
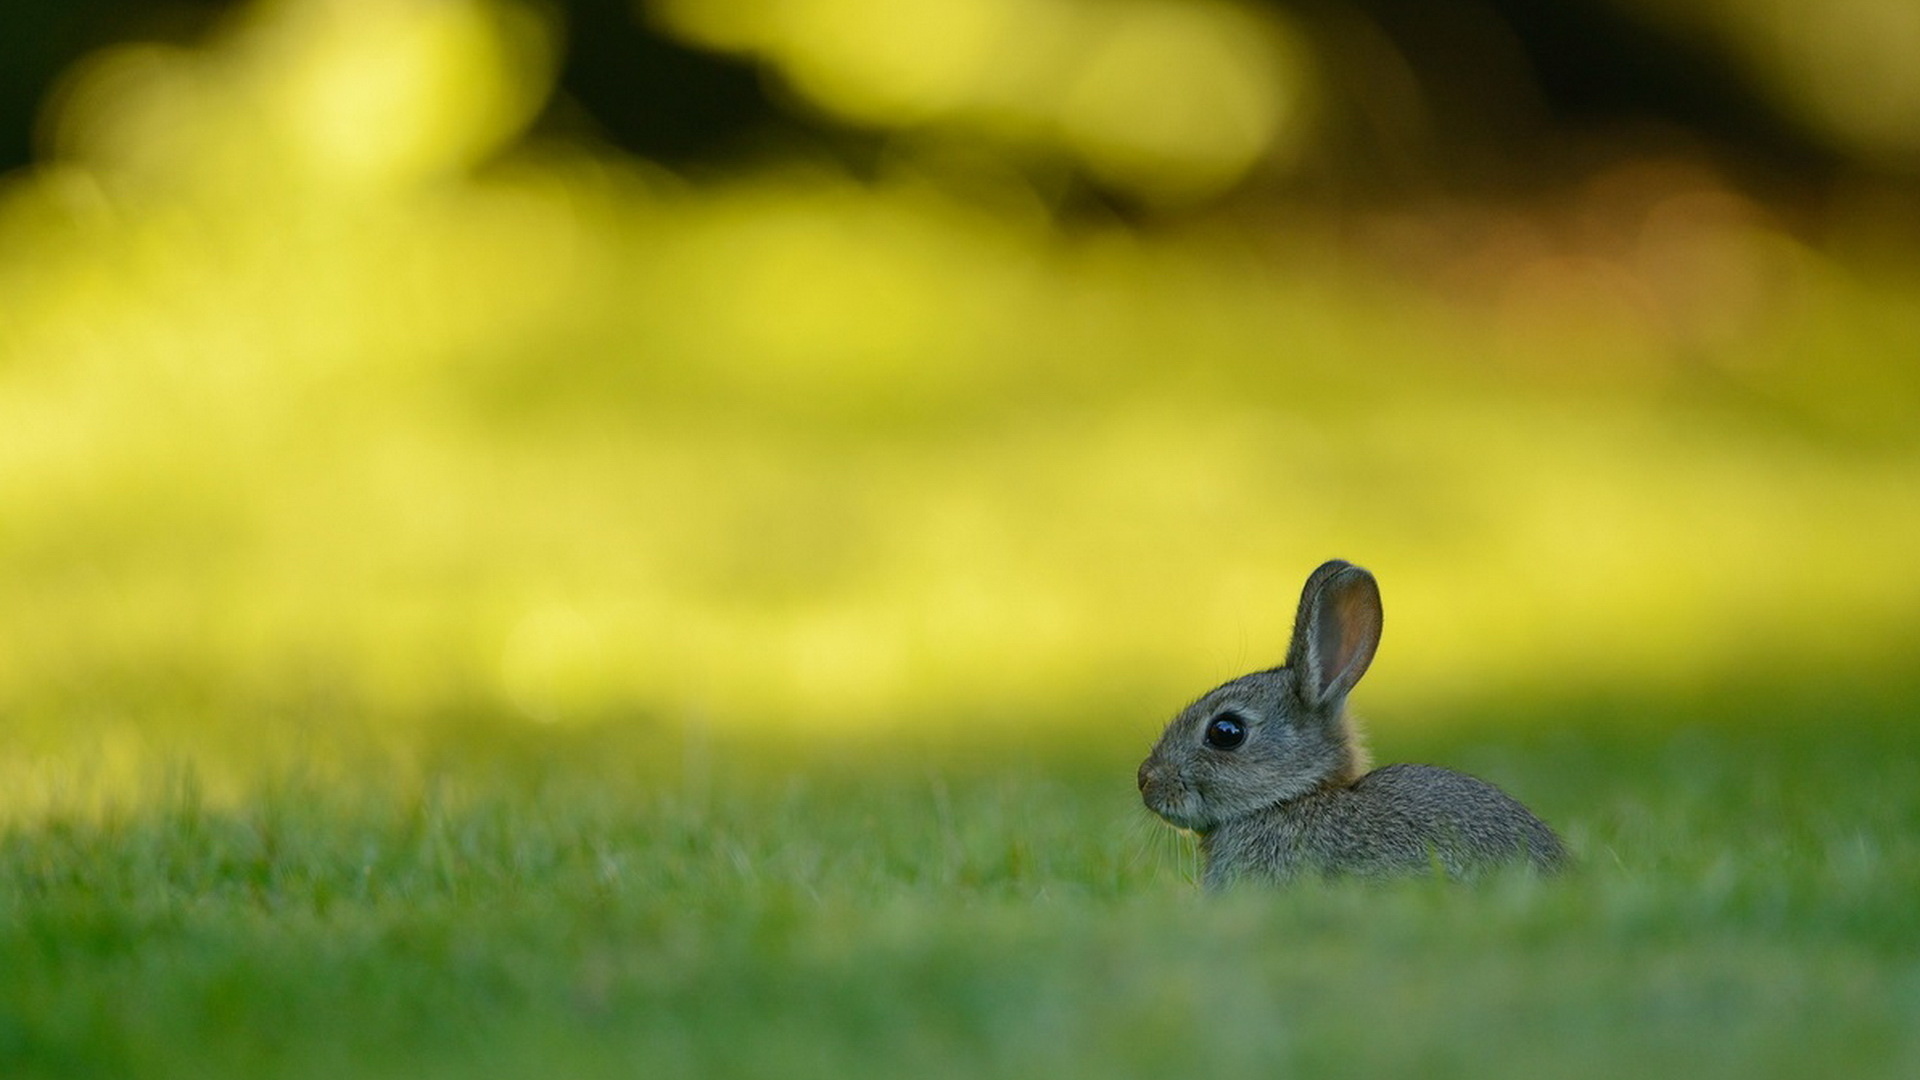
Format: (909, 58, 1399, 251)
(1137, 560, 1566, 890)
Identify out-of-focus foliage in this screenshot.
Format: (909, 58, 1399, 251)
(41, 0, 553, 193)
(648, 0, 1312, 205)
(2, 0, 1919, 775)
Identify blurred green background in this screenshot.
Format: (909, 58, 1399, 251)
(2, 0, 1918, 789)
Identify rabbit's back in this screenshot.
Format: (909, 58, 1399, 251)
(1202, 764, 1566, 889)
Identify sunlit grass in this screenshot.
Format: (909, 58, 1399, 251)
(4, 691, 1920, 1078)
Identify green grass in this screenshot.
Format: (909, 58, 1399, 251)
(5, 685, 1919, 1080)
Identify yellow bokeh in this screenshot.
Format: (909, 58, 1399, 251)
(1056, 1, 1302, 205)
(647, 0, 1308, 204)
(46, 0, 555, 195)
(0, 0, 1917, 792)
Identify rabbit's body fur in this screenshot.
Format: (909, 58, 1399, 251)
(1138, 560, 1566, 890)
(1200, 764, 1566, 890)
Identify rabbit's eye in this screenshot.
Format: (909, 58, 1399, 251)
(1204, 712, 1248, 750)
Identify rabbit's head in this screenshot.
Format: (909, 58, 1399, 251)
(1137, 560, 1383, 833)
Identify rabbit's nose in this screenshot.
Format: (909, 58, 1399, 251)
(1136, 761, 1151, 792)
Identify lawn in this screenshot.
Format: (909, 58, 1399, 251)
(5, 678, 1918, 1079)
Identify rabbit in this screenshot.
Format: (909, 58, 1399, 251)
(1137, 559, 1567, 890)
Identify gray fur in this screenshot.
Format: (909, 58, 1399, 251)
(1137, 559, 1567, 890)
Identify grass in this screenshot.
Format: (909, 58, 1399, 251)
(5, 683, 1919, 1080)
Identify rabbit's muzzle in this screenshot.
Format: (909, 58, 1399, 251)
(1137, 759, 1207, 832)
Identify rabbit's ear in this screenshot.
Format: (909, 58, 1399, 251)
(1286, 560, 1382, 709)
